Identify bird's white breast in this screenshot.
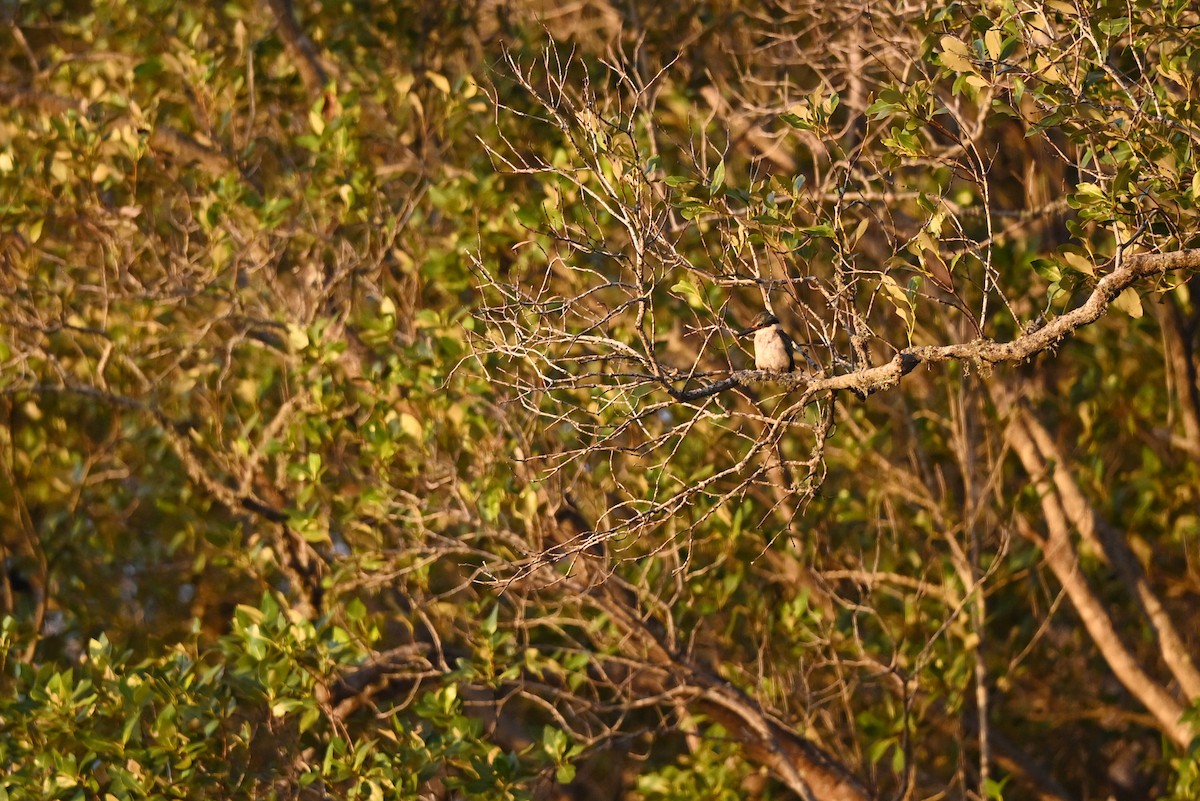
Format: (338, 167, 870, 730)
(754, 326, 792, 371)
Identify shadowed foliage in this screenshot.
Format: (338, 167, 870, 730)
(2, 1, 1199, 799)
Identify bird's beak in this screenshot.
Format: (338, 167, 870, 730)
(736, 322, 763, 338)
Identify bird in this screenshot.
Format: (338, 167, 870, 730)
(739, 311, 795, 372)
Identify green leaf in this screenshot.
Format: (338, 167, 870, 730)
(1097, 17, 1130, 37)
(670, 277, 706, 310)
(982, 775, 1010, 800)
(866, 98, 901, 118)
(709, 160, 726, 194)
(1030, 258, 1062, 283)
(482, 604, 499, 636)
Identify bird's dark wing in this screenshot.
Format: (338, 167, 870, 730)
(778, 328, 795, 372)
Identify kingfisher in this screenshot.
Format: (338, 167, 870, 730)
(740, 311, 795, 372)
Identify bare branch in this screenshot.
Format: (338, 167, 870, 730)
(1002, 401, 1195, 748)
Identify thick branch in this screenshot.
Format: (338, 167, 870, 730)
(1014, 404, 1200, 701)
(671, 249, 1200, 403)
(1160, 293, 1200, 453)
(1004, 408, 1195, 748)
(265, 0, 331, 98)
(546, 541, 873, 800)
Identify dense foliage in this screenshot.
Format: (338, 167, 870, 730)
(2, 1, 1199, 799)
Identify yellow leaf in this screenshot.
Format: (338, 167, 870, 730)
(287, 324, 309, 350)
(940, 35, 971, 58)
(939, 35, 975, 73)
(50, 154, 71, 183)
(1112, 287, 1143, 318)
(984, 29, 1003, 60)
(850, 218, 870, 248)
(399, 412, 422, 439)
(426, 71, 451, 94)
(1060, 252, 1095, 276)
(786, 103, 811, 122)
(911, 230, 937, 254)
(941, 51, 974, 73)
(880, 274, 916, 340)
(1035, 55, 1065, 84)
(520, 486, 539, 522)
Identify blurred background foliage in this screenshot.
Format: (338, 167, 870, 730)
(1, 1, 1199, 799)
